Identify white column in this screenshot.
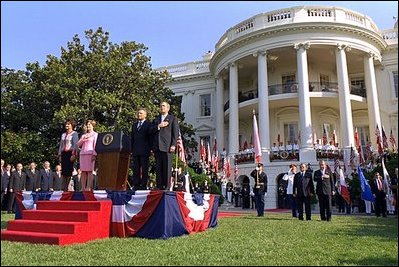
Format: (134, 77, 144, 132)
(364, 52, 382, 145)
(215, 75, 225, 153)
(336, 44, 355, 150)
(294, 43, 316, 162)
(257, 51, 270, 163)
(228, 63, 239, 155)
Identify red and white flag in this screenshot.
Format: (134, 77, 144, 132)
(252, 110, 262, 163)
(339, 167, 351, 204)
(382, 126, 389, 150)
(176, 135, 186, 165)
(375, 125, 384, 155)
(234, 164, 238, 179)
(389, 129, 397, 151)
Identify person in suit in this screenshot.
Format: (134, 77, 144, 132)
(131, 108, 152, 190)
(52, 165, 63, 191)
(293, 163, 315, 220)
(71, 168, 82, 192)
(39, 161, 53, 191)
(151, 102, 179, 190)
(25, 162, 41, 191)
(250, 163, 268, 217)
(77, 119, 98, 191)
(371, 172, 387, 217)
(313, 160, 335, 221)
(8, 163, 26, 213)
(1, 160, 9, 210)
(58, 119, 79, 191)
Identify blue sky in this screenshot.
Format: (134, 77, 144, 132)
(1, 1, 397, 71)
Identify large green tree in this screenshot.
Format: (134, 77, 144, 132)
(1, 27, 195, 167)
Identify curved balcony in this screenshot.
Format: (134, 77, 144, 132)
(223, 82, 366, 111)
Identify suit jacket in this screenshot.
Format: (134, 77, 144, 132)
(52, 171, 63, 191)
(131, 120, 152, 156)
(151, 114, 179, 153)
(10, 170, 26, 191)
(25, 169, 41, 191)
(40, 169, 53, 191)
(293, 171, 315, 197)
(313, 169, 334, 195)
(1, 169, 10, 191)
(371, 179, 386, 198)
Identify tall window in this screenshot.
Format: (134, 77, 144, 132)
(284, 123, 298, 144)
(282, 74, 296, 93)
(393, 71, 398, 98)
(320, 74, 330, 86)
(350, 77, 365, 90)
(357, 126, 369, 146)
(200, 94, 211, 116)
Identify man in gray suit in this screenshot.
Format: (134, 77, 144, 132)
(151, 102, 179, 190)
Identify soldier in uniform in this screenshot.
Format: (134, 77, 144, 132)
(250, 163, 268, 216)
(226, 181, 234, 202)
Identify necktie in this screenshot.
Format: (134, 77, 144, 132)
(377, 179, 382, 191)
(137, 121, 142, 129)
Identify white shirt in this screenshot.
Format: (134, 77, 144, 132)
(282, 170, 296, 194)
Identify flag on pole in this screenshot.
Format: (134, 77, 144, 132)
(252, 110, 262, 163)
(349, 147, 355, 170)
(358, 166, 374, 202)
(234, 164, 238, 179)
(375, 125, 384, 155)
(354, 128, 360, 148)
(332, 130, 337, 146)
(226, 157, 231, 178)
(382, 126, 389, 150)
(200, 139, 205, 162)
(322, 127, 328, 146)
(207, 142, 211, 164)
(389, 129, 397, 151)
(176, 134, 186, 165)
(338, 167, 351, 204)
(358, 144, 365, 165)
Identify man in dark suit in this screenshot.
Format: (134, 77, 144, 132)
(39, 161, 53, 191)
(8, 163, 26, 213)
(1, 160, 9, 209)
(371, 172, 387, 217)
(151, 102, 179, 190)
(52, 165, 63, 191)
(131, 108, 152, 190)
(313, 160, 335, 221)
(250, 163, 268, 217)
(25, 162, 40, 191)
(293, 163, 315, 220)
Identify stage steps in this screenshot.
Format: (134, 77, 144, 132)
(1, 200, 112, 245)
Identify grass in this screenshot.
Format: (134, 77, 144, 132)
(1, 212, 398, 266)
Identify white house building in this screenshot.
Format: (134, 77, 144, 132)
(158, 6, 398, 208)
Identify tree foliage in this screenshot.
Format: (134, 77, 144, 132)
(1, 27, 195, 167)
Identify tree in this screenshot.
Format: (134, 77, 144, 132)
(1, 27, 195, 167)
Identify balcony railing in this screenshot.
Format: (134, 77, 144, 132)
(223, 82, 366, 111)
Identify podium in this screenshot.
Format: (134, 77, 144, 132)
(95, 131, 131, 190)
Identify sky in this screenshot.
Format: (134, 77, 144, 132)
(1, 1, 398, 71)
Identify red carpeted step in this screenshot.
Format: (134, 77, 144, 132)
(36, 201, 102, 211)
(2, 200, 112, 245)
(7, 220, 85, 234)
(22, 210, 92, 222)
(1, 230, 69, 245)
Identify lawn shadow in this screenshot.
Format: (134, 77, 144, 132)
(340, 255, 398, 266)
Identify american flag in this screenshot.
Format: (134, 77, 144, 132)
(349, 147, 355, 170)
(199, 139, 205, 162)
(234, 164, 238, 179)
(357, 144, 365, 165)
(389, 129, 397, 151)
(331, 130, 337, 146)
(334, 159, 340, 175)
(322, 127, 328, 146)
(176, 134, 186, 165)
(354, 128, 360, 148)
(381, 126, 389, 150)
(252, 110, 262, 163)
(375, 125, 384, 155)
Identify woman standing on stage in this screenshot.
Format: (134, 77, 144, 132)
(58, 119, 79, 191)
(77, 120, 98, 191)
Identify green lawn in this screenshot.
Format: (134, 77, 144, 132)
(1, 213, 398, 266)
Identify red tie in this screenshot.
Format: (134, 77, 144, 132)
(377, 179, 382, 191)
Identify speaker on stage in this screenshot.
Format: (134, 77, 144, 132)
(95, 131, 131, 191)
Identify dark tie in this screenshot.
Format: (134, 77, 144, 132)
(137, 121, 142, 130)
